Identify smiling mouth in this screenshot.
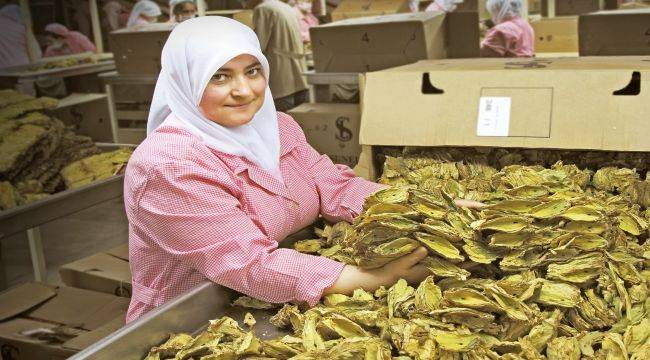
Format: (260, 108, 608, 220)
(226, 102, 252, 109)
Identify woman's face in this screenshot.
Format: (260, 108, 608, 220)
(199, 54, 266, 128)
(174, 2, 197, 23)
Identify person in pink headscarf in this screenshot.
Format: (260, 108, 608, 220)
(287, 0, 318, 43)
(43, 23, 96, 57)
(480, 0, 534, 58)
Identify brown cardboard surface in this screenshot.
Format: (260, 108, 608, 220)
(311, 11, 478, 73)
(542, 0, 600, 16)
(106, 243, 129, 262)
(58, 252, 132, 298)
(0, 283, 56, 322)
(360, 56, 650, 152)
(61, 316, 125, 351)
(530, 16, 579, 53)
(331, 0, 410, 21)
(0, 318, 79, 360)
(579, 9, 650, 56)
(27, 286, 129, 331)
(288, 103, 361, 167)
(109, 23, 174, 76)
(206, 9, 253, 28)
(52, 93, 113, 143)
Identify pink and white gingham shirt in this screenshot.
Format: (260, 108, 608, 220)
(124, 112, 382, 322)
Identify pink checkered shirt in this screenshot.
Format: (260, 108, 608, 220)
(123, 112, 382, 323)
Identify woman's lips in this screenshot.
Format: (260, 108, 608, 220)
(226, 101, 252, 109)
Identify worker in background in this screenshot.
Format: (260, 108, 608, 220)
(102, 0, 130, 31)
(480, 0, 534, 58)
(0, 3, 32, 67)
(287, 0, 318, 43)
(424, 0, 463, 12)
(168, 0, 197, 23)
(124, 16, 455, 321)
(240, 0, 309, 112)
(127, 0, 162, 27)
(43, 23, 97, 57)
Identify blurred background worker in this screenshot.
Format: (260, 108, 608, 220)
(43, 23, 96, 57)
(127, 0, 162, 27)
(424, 0, 463, 12)
(168, 0, 197, 23)
(102, 0, 130, 31)
(287, 0, 318, 43)
(480, 0, 534, 57)
(0, 3, 33, 67)
(241, 0, 309, 112)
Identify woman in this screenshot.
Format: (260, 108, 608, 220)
(424, 0, 463, 13)
(288, 0, 318, 43)
(124, 16, 436, 322)
(0, 4, 31, 67)
(481, 0, 534, 58)
(168, 0, 197, 23)
(43, 23, 96, 57)
(126, 0, 161, 27)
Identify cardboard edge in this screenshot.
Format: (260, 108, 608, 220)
(0, 283, 57, 322)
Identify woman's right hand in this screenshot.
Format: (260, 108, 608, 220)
(323, 247, 430, 296)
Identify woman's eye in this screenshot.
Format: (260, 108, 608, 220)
(247, 67, 260, 76)
(212, 74, 228, 82)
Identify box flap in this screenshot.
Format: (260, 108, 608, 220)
(110, 22, 174, 34)
(585, 8, 650, 15)
(106, 244, 129, 262)
(27, 287, 129, 331)
(59, 252, 131, 283)
(360, 56, 650, 152)
(323, 11, 443, 27)
(0, 283, 57, 322)
(62, 316, 124, 351)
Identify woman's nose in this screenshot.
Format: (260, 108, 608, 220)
(231, 75, 253, 97)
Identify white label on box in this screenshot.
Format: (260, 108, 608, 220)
(476, 97, 511, 137)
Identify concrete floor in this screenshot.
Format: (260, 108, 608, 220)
(1, 198, 128, 288)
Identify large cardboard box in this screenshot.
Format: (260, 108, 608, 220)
(331, 0, 410, 21)
(206, 9, 254, 28)
(530, 16, 579, 53)
(310, 11, 479, 73)
(542, 0, 600, 16)
(356, 56, 650, 178)
(288, 103, 361, 167)
(59, 244, 131, 298)
(109, 23, 174, 76)
(579, 9, 650, 56)
(51, 93, 113, 143)
(0, 283, 128, 360)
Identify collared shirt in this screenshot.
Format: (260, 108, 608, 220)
(481, 17, 535, 58)
(253, 0, 308, 99)
(124, 112, 383, 322)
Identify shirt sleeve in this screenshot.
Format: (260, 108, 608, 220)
(284, 115, 385, 223)
(480, 24, 518, 57)
(133, 160, 344, 306)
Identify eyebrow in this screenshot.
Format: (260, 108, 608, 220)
(216, 62, 262, 73)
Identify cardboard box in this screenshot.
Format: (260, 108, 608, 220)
(542, 0, 600, 16)
(355, 57, 650, 178)
(331, 0, 410, 22)
(288, 103, 361, 167)
(51, 93, 113, 143)
(310, 11, 479, 73)
(206, 9, 253, 28)
(579, 9, 650, 56)
(59, 244, 131, 298)
(109, 23, 174, 76)
(530, 16, 579, 52)
(0, 283, 128, 360)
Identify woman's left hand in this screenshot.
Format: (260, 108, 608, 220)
(454, 199, 486, 209)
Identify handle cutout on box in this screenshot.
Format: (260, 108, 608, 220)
(421, 73, 444, 94)
(613, 71, 641, 96)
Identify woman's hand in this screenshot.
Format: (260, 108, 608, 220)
(454, 199, 486, 209)
(324, 247, 430, 296)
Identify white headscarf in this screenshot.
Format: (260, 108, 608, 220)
(426, 0, 464, 12)
(147, 16, 280, 172)
(486, 0, 523, 24)
(127, 0, 162, 27)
